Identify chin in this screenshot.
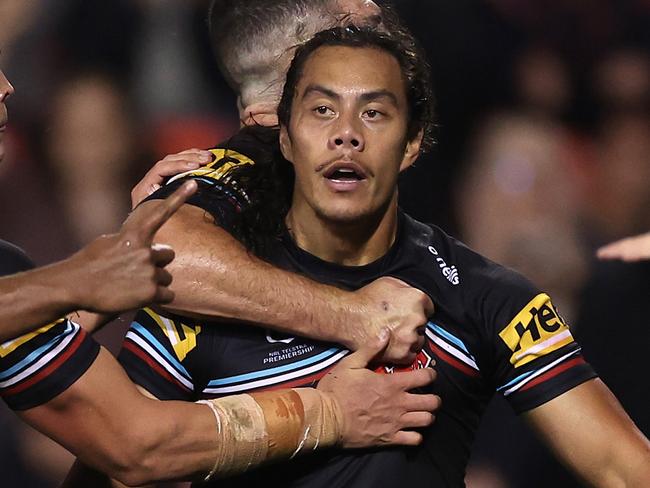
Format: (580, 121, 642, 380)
(316, 205, 372, 225)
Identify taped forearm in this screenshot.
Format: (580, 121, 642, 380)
(198, 388, 342, 481)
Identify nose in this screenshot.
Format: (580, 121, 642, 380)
(328, 114, 365, 151)
(0, 72, 15, 103)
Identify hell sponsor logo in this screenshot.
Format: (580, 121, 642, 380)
(428, 246, 460, 285)
(499, 293, 574, 368)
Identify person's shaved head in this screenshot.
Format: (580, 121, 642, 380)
(208, 0, 382, 112)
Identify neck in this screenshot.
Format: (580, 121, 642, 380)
(285, 194, 400, 266)
(239, 100, 279, 128)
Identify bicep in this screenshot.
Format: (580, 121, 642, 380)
(524, 378, 650, 487)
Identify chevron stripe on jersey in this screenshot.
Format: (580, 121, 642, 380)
(124, 323, 194, 392)
(425, 321, 480, 376)
(0, 318, 99, 410)
(202, 347, 348, 395)
(497, 348, 583, 396)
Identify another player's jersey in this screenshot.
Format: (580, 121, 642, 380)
(145, 125, 281, 234)
(0, 240, 100, 410)
(119, 132, 596, 487)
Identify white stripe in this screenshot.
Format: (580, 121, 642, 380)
(167, 168, 211, 185)
(426, 328, 479, 371)
(160, 316, 180, 347)
(126, 331, 194, 391)
(203, 350, 348, 394)
(0, 327, 77, 388)
(513, 329, 573, 363)
(503, 349, 580, 396)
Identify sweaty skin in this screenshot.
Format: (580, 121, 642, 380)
(0, 59, 439, 486)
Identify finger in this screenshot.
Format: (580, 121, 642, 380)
(131, 153, 211, 207)
(154, 268, 173, 287)
(597, 239, 631, 259)
(423, 294, 435, 317)
(391, 367, 436, 391)
(401, 392, 441, 413)
(399, 411, 435, 429)
(597, 233, 650, 261)
(386, 349, 417, 366)
(134, 180, 198, 242)
(165, 148, 212, 158)
(151, 158, 207, 176)
(387, 430, 423, 447)
(337, 328, 390, 369)
(153, 286, 175, 304)
(159, 152, 213, 166)
(151, 243, 175, 267)
(409, 334, 426, 353)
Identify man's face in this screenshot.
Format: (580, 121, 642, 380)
(0, 69, 13, 163)
(280, 45, 422, 224)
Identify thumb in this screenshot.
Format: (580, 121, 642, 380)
(339, 328, 390, 369)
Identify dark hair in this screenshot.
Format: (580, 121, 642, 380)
(278, 24, 435, 151)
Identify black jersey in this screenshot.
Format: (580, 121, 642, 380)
(119, 130, 596, 487)
(0, 240, 100, 410)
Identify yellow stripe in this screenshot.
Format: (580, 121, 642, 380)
(0, 319, 63, 358)
(179, 148, 255, 183)
(142, 308, 201, 361)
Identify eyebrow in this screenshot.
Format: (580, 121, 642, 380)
(302, 84, 399, 106)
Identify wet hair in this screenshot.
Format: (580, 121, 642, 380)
(278, 24, 435, 151)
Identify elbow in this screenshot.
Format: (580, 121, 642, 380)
(100, 433, 166, 486)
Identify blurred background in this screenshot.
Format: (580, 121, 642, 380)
(0, 0, 648, 486)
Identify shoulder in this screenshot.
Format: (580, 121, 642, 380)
(0, 240, 35, 276)
(400, 214, 537, 298)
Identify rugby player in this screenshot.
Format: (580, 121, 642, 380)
(0, 61, 438, 484)
(115, 24, 650, 488)
(129, 0, 433, 366)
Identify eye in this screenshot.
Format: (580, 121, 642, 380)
(314, 105, 334, 116)
(363, 109, 383, 120)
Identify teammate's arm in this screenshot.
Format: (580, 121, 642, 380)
(21, 347, 218, 486)
(0, 181, 196, 342)
(525, 378, 650, 487)
(57, 334, 440, 486)
(148, 202, 432, 365)
(131, 150, 432, 365)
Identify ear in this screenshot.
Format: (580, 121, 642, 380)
(279, 125, 295, 164)
(399, 128, 424, 172)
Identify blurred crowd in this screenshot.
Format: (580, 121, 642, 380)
(0, 0, 648, 486)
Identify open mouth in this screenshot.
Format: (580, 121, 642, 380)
(323, 163, 367, 182)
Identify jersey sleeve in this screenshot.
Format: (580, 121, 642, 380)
(0, 243, 100, 411)
(142, 148, 254, 232)
(0, 318, 100, 410)
(118, 308, 201, 401)
(477, 265, 597, 414)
